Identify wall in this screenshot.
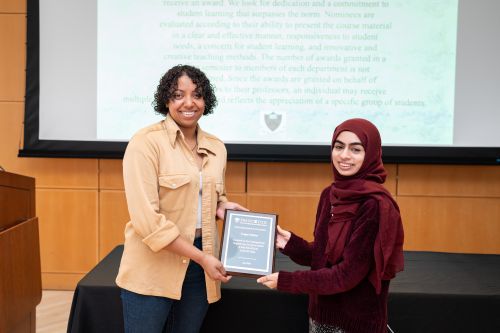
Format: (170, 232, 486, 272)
(1, 4, 499, 290)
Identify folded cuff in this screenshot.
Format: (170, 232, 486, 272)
(142, 220, 180, 252)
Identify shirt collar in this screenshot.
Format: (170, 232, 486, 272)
(164, 114, 218, 155)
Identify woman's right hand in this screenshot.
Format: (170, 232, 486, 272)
(276, 225, 291, 249)
(199, 254, 231, 283)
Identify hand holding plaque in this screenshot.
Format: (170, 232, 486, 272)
(220, 210, 278, 278)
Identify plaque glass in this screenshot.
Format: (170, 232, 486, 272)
(220, 210, 278, 278)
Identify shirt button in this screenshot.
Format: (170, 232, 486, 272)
(171, 183, 176, 188)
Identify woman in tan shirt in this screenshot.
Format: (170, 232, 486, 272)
(116, 65, 247, 332)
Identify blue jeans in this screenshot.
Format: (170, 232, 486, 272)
(121, 238, 208, 333)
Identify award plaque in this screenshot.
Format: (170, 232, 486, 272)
(220, 209, 278, 278)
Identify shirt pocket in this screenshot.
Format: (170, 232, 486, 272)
(158, 174, 192, 212)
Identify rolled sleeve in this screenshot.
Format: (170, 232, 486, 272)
(142, 218, 180, 252)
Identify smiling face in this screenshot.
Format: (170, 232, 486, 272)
(167, 74, 205, 133)
(332, 131, 366, 177)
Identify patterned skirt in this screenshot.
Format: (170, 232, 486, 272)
(309, 318, 346, 333)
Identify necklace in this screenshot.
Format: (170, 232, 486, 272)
(189, 141, 198, 152)
(188, 131, 198, 152)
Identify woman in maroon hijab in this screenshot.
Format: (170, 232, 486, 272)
(258, 118, 404, 333)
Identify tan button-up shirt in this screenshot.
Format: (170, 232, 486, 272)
(116, 114, 228, 303)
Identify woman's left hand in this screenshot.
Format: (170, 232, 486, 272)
(216, 201, 249, 220)
(256, 272, 279, 289)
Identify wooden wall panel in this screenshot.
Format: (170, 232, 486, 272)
(0, 105, 98, 189)
(99, 190, 128, 259)
(0, 0, 26, 13)
(247, 162, 397, 194)
(248, 162, 331, 193)
(398, 196, 500, 254)
(0, 104, 98, 187)
(0, 103, 24, 171)
(0, 14, 25, 101)
(226, 161, 246, 193)
(226, 193, 247, 207)
(37, 189, 98, 273)
(398, 164, 500, 197)
(217, 193, 247, 237)
(99, 159, 124, 190)
(19, 159, 98, 189)
(247, 194, 320, 241)
(384, 164, 397, 196)
(41, 273, 85, 291)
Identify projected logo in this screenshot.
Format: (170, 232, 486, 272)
(264, 112, 282, 132)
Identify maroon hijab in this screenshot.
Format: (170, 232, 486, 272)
(325, 118, 404, 293)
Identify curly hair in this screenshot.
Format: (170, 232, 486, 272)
(153, 64, 217, 116)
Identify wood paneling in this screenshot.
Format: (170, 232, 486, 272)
(384, 164, 397, 196)
(247, 193, 320, 241)
(216, 193, 248, 238)
(0, 0, 26, 13)
(226, 193, 247, 207)
(99, 159, 124, 190)
(398, 164, 500, 197)
(0, 14, 25, 101)
(99, 190, 128, 259)
(247, 161, 324, 241)
(247, 162, 396, 194)
(41, 273, 85, 291)
(0, 103, 24, 172)
(0, 105, 98, 188)
(37, 189, 98, 273)
(19, 159, 98, 189)
(226, 161, 246, 192)
(248, 162, 332, 193)
(398, 196, 500, 254)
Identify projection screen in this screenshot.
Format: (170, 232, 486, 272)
(20, 0, 500, 163)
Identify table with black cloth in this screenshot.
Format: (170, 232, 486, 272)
(67, 246, 500, 333)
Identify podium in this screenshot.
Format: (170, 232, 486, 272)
(0, 171, 42, 333)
